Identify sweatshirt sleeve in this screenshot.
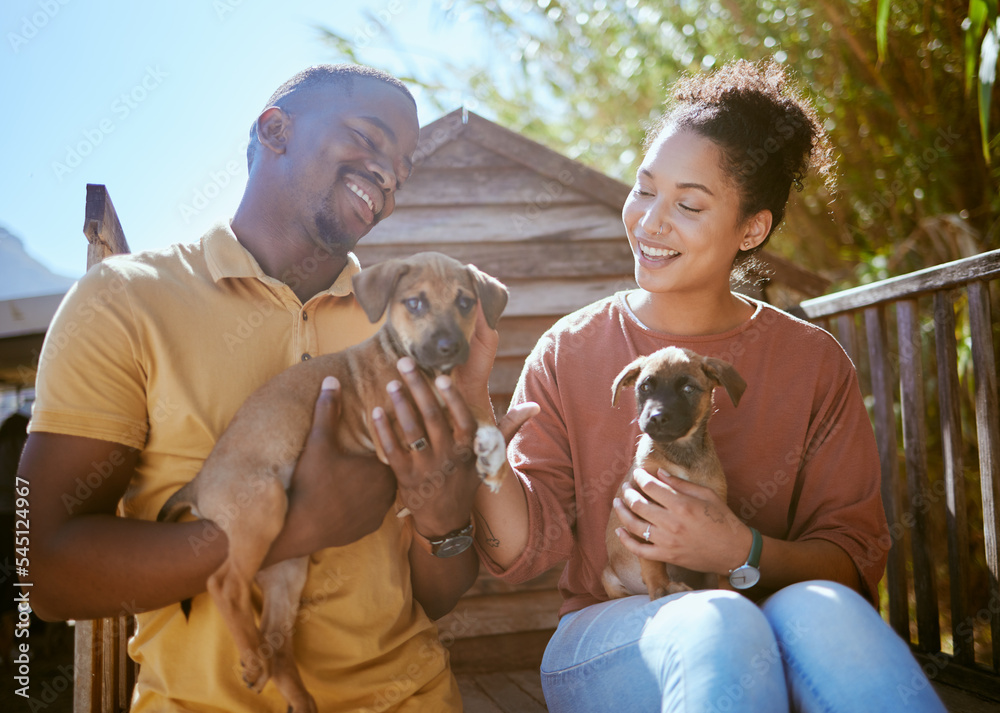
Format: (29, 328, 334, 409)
(786, 354, 889, 605)
(477, 331, 578, 584)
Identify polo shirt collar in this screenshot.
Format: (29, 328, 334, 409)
(204, 221, 361, 297)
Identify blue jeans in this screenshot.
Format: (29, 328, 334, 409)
(540, 581, 947, 712)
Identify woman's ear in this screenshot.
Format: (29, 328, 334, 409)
(256, 107, 290, 156)
(741, 209, 772, 251)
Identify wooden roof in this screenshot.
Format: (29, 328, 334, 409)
(356, 109, 636, 317)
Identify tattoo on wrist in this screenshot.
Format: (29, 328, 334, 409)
(475, 511, 500, 548)
(705, 505, 725, 524)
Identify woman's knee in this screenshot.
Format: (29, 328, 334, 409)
(760, 579, 891, 658)
(762, 580, 876, 629)
(643, 589, 776, 656)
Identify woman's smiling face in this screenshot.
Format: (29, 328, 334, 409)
(622, 123, 769, 298)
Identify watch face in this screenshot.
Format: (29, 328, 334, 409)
(729, 565, 761, 590)
(432, 535, 474, 558)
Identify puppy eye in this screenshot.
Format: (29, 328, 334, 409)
(456, 294, 476, 314)
(638, 379, 654, 393)
(403, 297, 427, 315)
(681, 383, 699, 395)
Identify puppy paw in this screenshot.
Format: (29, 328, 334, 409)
(240, 653, 270, 693)
(646, 580, 693, 600)
(474, 425, 506, 493)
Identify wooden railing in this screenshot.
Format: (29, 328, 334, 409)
(796, 249, 1000, 701)
(75, 184, 135, 713)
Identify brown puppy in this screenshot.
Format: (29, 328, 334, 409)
(157, 252, 510, 713)
(602, 346, 746, 600)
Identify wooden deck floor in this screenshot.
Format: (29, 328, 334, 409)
(457, 670, 548, 713)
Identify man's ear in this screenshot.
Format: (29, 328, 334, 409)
(467, 264, 509, 329)
(256, 107, 290, 156)
(611, 358, 645, 407)
(352, 260, 410, 323)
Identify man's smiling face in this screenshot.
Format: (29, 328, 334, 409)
(281, 78, 419, 255)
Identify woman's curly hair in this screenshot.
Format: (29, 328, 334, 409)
(645, 59, 835, 270)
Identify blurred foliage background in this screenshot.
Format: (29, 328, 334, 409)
(324, 0, 1000, 286)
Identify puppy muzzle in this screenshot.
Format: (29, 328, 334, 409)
(639, 408, 692, 442)
(414, 329, 470, 374)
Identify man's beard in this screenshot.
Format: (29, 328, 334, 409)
(312, 183, 369, 258)
(313, 210, 354, 258)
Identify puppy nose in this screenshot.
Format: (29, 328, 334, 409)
(436, 336, 460, 358)
(647, 409, 669, 429)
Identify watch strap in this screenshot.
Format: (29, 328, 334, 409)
(728, 526, 763, 590)
(412, 519, 475, 557)
(745, 526, 762, 567)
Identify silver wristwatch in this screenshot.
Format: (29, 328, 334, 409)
(729, 526, 762, 590)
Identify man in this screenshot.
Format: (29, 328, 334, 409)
(22, 64, 502, 712)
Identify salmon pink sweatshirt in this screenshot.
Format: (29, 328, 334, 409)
(481, 293, 889, 616)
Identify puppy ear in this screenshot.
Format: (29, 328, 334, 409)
(352, 259, 410, 323)
(467, 264, 509, 329)
(611, 358, 644, 407)
(701, 357, 747, 407)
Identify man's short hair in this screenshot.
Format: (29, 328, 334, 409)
(246, 64, 416, 170)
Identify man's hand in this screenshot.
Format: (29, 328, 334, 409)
(372, 360, 479, 538)
(270, 376, 396, 563)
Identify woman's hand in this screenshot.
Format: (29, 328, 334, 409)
(451, 304, 501, 420)
(613, 468, 752, 577)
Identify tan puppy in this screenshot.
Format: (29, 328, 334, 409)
(157, 252, 510, 713)
(602, 346, 745, 600)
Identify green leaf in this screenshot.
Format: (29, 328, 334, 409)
(980, 17, 1000, 163)
(876, 0, 891, 63)
(967, 0, 990, 94)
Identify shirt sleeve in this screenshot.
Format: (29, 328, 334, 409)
(29, 261, 149, 450)
(476, 332, 578, 584)
(787, 356, 889, 605)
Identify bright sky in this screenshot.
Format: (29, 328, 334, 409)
(1, 0, 494, 280)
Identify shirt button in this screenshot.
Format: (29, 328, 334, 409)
(301, 353, 311, 361)
(302, 312, 309, 321)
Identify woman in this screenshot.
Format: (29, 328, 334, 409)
(465, 59, 947, 712)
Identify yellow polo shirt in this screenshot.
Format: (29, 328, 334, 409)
(30, 223, 460, 712)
